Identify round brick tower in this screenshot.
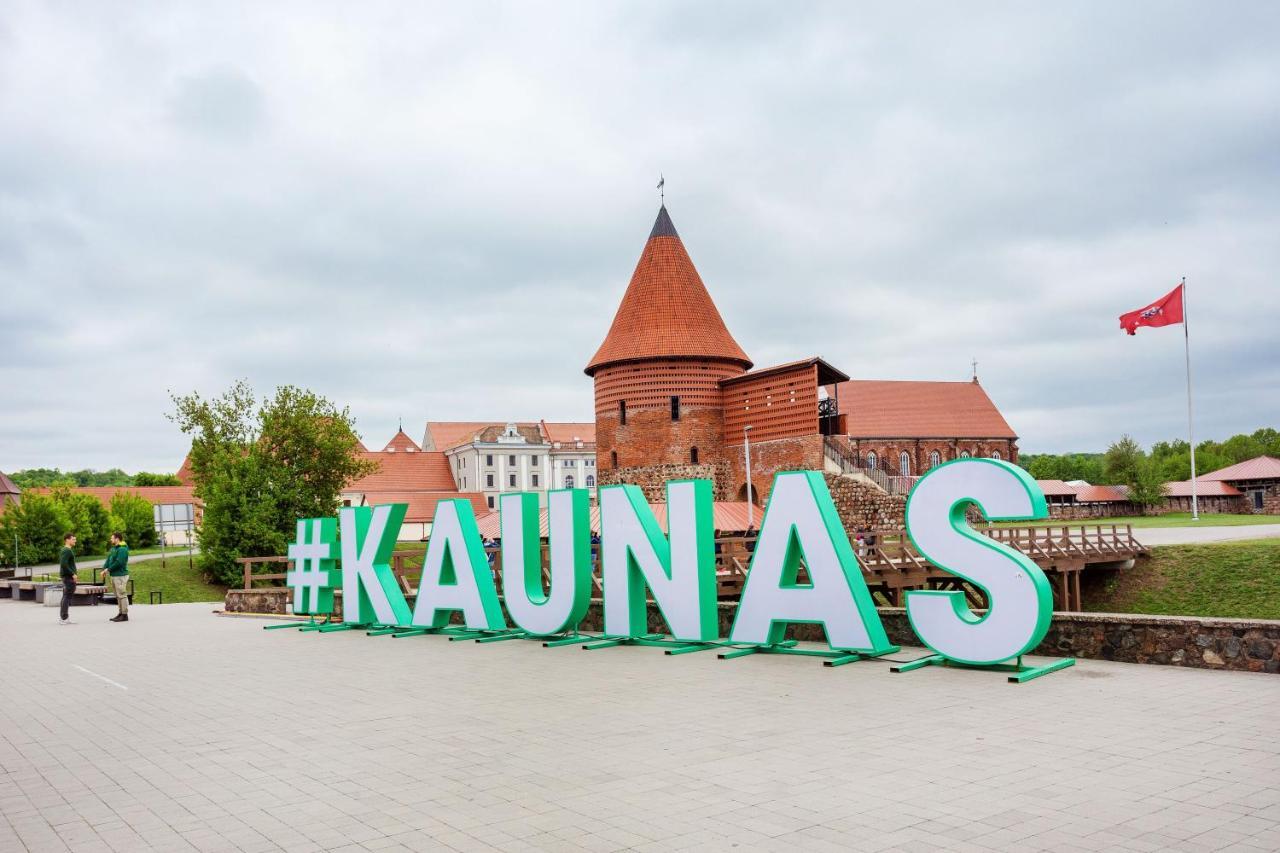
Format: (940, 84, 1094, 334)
(586, 206, 752, 493)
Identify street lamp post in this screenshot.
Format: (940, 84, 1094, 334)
(743, 425, 754, 530)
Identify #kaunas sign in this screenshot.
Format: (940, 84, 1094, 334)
(284, 460, 1060, 671)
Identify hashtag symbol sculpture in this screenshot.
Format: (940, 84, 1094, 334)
(286, 517, 339, 615)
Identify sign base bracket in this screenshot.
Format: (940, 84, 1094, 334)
(890, 653, 1076, 683)
(718, 641, 901, 667)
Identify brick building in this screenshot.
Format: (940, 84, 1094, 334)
(588, 205, 1019, 505)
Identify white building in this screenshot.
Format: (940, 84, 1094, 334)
(425, 420, 597, 511)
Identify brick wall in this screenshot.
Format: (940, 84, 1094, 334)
(845, 438, 1018, 475)
(722, 434, 825, 503)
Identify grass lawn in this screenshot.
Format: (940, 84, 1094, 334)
(78, 544, 188, 561)
(992, 513, 1278, 529)
(1085, 539, 1280, 620)
(34, 555, 227, 604)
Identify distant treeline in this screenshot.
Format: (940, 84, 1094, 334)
(1022, 428, 1280, 485)
(8, 468, 181, 488)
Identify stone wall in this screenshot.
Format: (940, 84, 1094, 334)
(597, 460, 733, 501)
(823, 473, 906, 532)
(226, 591, 1279, 674)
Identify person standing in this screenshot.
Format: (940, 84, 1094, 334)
(59, 533, 78, 625)
(101, 532, 130, 622)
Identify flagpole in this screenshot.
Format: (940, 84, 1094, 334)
(1182, 275, 1199, 521)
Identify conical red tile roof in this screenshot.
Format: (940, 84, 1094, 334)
(585, 206, 752, 375)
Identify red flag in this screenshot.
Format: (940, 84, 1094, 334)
(1120, 284, 1184, 335)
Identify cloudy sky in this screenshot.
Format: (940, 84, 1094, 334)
(2, 2, 1278, 473)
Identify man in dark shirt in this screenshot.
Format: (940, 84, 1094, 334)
(58, 533, 77, 624)
(101, 532, 130, 622)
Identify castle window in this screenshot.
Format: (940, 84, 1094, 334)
(619, 401, 627, 425)
(670, 396, 680, 421)
(900, 452, 911, 476)
(508, 473, 517, 488)
(586, 475, 595, 488)
(929, 451, 941, 469)
(486, 474, 494, 488)
(487, 496, 494, 509)
(611, 450, 618, 468)
(486, 454, 494, 466)
(867, 452, 877, 471)
(991, 450, 1002, 460)
(690, 447, 699, 464)
(960, 450, 971, 459)
(508, 454, 516, 466)
(565, 474, 575, 489)
(532, 474, 539, 487)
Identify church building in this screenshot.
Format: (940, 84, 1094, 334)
(587, 205, 1018, 505)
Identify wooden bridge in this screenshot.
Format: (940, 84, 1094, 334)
(239, 523, 1145, 613)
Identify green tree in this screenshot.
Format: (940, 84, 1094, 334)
(47, 487, 113, 556)
(109, 492, 157, 548)
(133, 472, 182, 486)
(0, 494, 72, 566)
(1103, 435, 1145, 485)
(170, 381, 376, 586)
(1127, 457, 1169, 509)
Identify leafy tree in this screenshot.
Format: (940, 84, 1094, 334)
(109, 492, 157, 549)
(0, 494, 72, 566)
(1103, 435, 1145, 485)
(170, 381, 376, 586)
(48, 487, 113, 556)
(1127, 457, 1169, 508)
(133, 472, 182, 486)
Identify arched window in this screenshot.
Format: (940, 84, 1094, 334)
(929, 450, 941, 469)
(991, 450, 1002, 460)
(899, 451, 911, 476)
(866, 452, 878, 471)
(690, 447, 699, 464)
(565, 474, 575, 489)
(585, 475, 595, 488)
(960, 450, 971, 459)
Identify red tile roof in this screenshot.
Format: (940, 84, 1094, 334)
(1073, 484, 1129, 503)
(1164, 480, 1241, 497)
(356, 491, 487, 524)
(836, 380, 1017, 439)
(176, 454, 194, 485)
(473, 501, 758, 539)
(28, 486, 198, 505)
(585, 206, 752, 375)
(1200, 455, 1280, 482)
(348, 450, 456, 492)
(424, 421, 504, 451)
(380, 429, 421, 453)
(0, 471, 19, 496)
(540, 421, 596, 445)
(1036, 479, 1079, 497)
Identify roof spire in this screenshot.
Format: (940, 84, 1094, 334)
(657, 173, 665, 207)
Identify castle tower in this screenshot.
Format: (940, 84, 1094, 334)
(586, 206, 752, 494)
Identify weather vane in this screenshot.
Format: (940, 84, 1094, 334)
(657, 174, 664, 206)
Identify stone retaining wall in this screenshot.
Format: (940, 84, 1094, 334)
(226, 590, 1279, 673)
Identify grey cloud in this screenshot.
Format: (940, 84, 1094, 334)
(0, 1, 1277, 472)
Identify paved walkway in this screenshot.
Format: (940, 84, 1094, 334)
(0, 602, 1277, 852)
(16, 549, 199, 577)
(1135, 524, 1280, 546)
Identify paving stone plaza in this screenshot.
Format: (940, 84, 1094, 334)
(0, 604, 1276, 852)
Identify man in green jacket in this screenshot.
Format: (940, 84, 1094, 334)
(59, 533, 77, 625)
(101, 532, 130, 622)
